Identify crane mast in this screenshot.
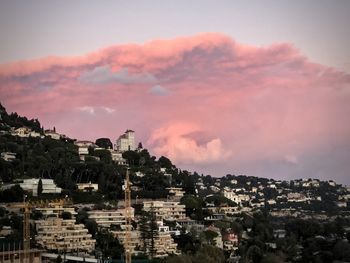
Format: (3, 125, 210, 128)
(124, 168, 132, 263)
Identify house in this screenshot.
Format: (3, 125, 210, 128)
(77, 182, 98, 192)
(44, 129, 61, 140)
(166, 187, 185, 200)
(273, 229, 286, 239)
(74, 140, 97, 158)
(12, 127, 32, 137)
(109, 150, 127, 165)
(223, 189, 250, 205)
(223, 232, 239, 251)
(204, 225, 223, 249)
(1, 152, 16, 162)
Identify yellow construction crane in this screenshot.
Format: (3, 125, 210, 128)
(9, 197, 72, 262)
(124, 168, 132, 263)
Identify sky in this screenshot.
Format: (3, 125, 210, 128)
(0, 1, 350, 184)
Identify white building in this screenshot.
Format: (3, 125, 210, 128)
(223, 189, 250, 205)
(20, 178, 62, 196)
(77, 182, 98, 192)
(115, 130, 135, 152)
(143, 201, 186, 221)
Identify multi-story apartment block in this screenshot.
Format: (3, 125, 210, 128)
(35, 218, 96, 253)
(88, 208, 135, 228)
(143, 201, 186, 221)
(151, 224, 179, 258)
(35, 205, 76, 218)
(115, 130, 135, 152)
(111, 230, 142, 256)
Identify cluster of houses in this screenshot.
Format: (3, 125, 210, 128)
(194, 176, 350, 218)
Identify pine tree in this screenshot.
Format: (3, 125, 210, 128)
(37, 178, 43, 196)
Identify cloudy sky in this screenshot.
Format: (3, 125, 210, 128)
(1, 1, 350, 184)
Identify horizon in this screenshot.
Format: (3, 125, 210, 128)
(1, 1, 350, 185)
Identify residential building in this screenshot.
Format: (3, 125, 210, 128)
(115, 130, 135, 152)
(77, 182, 98, 192)
(35, 205, 76, 218)
(112, 229, 142, 256)
(143, 201, 186, 221)
(223, 232, 239, 251)
(166, 187, 185, 201)
(20, 179, 62, 196)
(44, 129, 60, 140)
(223, 189, 250, 205)
(35, 218, 96, 252)
(1, 152, 16, 162)
(151, 223, 180, 258)
(88, 208, 135, 228)
(109, 150, 127, 165)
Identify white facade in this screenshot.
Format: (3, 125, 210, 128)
(223, 189, 250, 205)
(115, 130, 135, 152)
(20, 178, 62, 196)
(77, 182, 98, 192)
(143, 201, 186, 221)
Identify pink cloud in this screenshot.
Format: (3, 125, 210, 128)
(1, 33, 350, 182)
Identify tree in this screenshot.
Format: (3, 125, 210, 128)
(246, 245, 263, 263)
(85, 219, 98, 238)
(95, 138, 113, 149)
(61, 211, 72, 220)
(158, 156, 173, 169)
(55, 255, 62, 263)
(37, 178, 43, 196)
(139, 209, 158, 259)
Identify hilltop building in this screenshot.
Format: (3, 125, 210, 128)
(115, 130, 135, 152)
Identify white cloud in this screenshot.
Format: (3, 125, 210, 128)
(102, 106, 115, 113)
(148, 123, 232, 164)
(78, 106, 95, 115)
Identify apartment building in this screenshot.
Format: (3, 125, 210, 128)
(151, 224, 179, 258)
(35, 205, 76, 218)
(35, 218, 96, 253)
(88, 208, 135, 228)
(111, 229, 142, 256)
(143, 201, 186, 221)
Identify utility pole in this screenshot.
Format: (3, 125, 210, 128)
(124, 168, 132, 263)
